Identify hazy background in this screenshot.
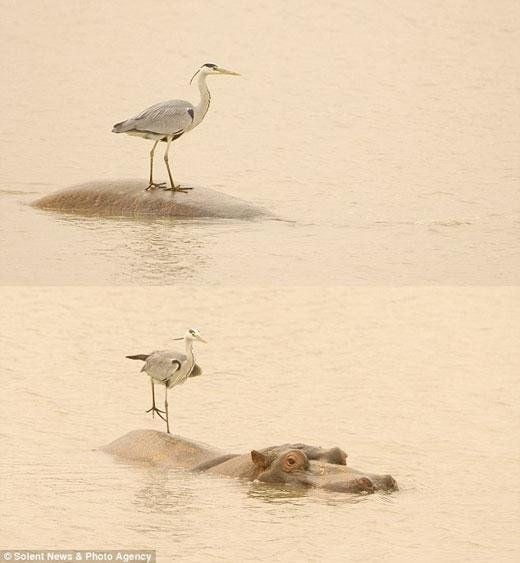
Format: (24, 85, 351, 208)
(1, 287, 519, 561)
(1, 0, 519, 284)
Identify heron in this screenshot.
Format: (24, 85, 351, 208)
(112, 63, 240, 193)
(126, 328, 206, 433)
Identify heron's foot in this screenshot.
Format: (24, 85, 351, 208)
(146, 406, 167, 421)
(146, 406, 166, 414)
(145, 182, 167, 191)
(161, 185, 193, 193)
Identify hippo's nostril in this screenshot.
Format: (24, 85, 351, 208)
(356, 477, 375, 493)
(383, 475, 398, 491)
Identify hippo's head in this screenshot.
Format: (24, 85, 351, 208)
(249, 448, 384, 493)
(251, 448, 312, 485)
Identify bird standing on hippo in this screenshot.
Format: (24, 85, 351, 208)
(126, 328, 206, 434)
(112, 63, 240, 192)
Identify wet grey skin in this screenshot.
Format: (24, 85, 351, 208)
(102, 430, 398, 495)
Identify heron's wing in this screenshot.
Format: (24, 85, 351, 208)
(126, 100, 195, 135)
(142, 350, 181, 382)
(174, 352, 188, 363)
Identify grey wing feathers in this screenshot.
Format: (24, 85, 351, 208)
(126, 349, 202, 385)
(113, 100, 194, 135)
(140, 350, 184, 383)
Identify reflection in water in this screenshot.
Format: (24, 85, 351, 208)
(245, 481, 382, 507)
(245, 481, 309, 504)
(312, 490, 383, 508)
(32, 204, 214, 283)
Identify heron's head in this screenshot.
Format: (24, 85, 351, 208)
(190, 63, 240, 84)
(178, 327, 207, 343)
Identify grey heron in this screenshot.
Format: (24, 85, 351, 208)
(126, 328, 206, 433)
(112, 63, 240, 192)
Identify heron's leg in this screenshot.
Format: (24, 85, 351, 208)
(145, 141, 166, 191)
(164, 137, 175, 188)
(149, 140, 158, 185)
(164, 386, 171, 434)
(146, 380, 167, 421)
(161, 137, 192, 193)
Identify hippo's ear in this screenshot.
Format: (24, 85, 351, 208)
(251, 450, 269, 470)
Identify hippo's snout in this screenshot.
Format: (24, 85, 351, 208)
(349, 477, 375, 494)
(380, 474, 398, 491)
(322, 476, 375, 494)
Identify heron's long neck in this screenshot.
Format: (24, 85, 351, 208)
(193, 73, 211, 127)
(185, 339, 195, 365)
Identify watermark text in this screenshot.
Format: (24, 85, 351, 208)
(1, 551, 155, 562)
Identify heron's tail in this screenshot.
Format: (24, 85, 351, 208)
(189, 363, 203, 377)
(112, 119, 134, 133)
(126, 354, 149, 361)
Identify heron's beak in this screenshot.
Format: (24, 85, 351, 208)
(197, 336, 208, 343)
(216, 67, 241, 76)
(172, 337, 184, 341)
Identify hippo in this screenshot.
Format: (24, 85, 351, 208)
(102, 430, 397, 494)
(32, 180, 270, 220)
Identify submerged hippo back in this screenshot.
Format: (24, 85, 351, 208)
(101, 429, 222, 469)
(32, 180, 270, 220)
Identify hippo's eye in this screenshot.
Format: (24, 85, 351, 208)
(283, 455, 300, 471)
(282, 450, 307, 472)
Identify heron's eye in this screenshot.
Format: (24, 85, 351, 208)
(287, 457, 295, 465)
